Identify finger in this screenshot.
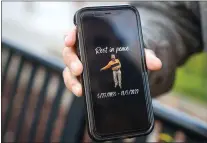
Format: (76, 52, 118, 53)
(62, 46, 83, 76)
(63, 67, 82, 96)
(145, 49, 162, 71)
(64, 26, 77, 47)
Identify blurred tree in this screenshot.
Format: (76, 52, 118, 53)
(173, 53, 207, 104)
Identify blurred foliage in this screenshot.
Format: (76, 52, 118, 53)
(173, 52, 207, 104)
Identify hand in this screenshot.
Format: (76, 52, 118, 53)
(63, 26, 162, 96)
(113, 67, 120, 71)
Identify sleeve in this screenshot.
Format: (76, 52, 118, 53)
(131, 2, 203, 97)
(101, 62, 111, 70)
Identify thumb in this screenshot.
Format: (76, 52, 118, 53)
(145, 49, 162, 71)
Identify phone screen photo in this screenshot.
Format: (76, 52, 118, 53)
(79, 7, 152, 137)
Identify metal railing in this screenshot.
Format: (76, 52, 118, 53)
(2, 40, 207, 142)
(2, 41, 86, 143)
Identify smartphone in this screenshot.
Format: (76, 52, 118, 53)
(74, 5, 154, 141)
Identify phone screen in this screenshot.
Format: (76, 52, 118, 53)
(80, 9, 150, 136)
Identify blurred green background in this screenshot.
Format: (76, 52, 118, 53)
(173, 53, 207, 104)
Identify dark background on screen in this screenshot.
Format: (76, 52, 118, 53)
(81, 9, 149, 135)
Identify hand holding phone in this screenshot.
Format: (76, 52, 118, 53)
(63, 5, 162, 141)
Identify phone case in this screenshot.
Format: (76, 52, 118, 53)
(74, 5, 154, 141)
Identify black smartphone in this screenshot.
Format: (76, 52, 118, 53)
(74, 5, 154, 141)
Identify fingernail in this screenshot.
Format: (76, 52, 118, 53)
(72, 84, 81, 96)
(70, 62, 78, 74)
(148, 52, 156, 60)
(65, 35, 72, 43)
(72, 26, 76, 31)
(149, 50, 156, 56)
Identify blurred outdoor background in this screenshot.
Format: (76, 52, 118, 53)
(2, 2, 207, 142)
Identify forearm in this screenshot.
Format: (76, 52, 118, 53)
(136, 2, 202, 65)
(101, 65, 110, 70)
(132, 2, 202, 97)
